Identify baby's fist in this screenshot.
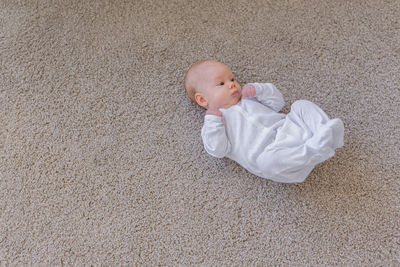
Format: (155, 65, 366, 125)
(241, 84, 256, 98)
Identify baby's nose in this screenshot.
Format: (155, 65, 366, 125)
(229, 82, 235, 89)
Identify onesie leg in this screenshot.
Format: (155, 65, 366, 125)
(288, 100, 344, 149)
(289, 100, 330, 134)
(258, 100, 344, 183)
(256, 143, 332, 183)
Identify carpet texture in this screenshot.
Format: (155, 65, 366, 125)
(1, 0, 399, 265)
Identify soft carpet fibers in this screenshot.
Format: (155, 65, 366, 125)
(1, 0, 399, 265)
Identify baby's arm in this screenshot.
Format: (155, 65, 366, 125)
(201, 114, 231, 158)
(242, 83, 285, 112)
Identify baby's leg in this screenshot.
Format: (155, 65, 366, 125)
(288, 100, 344, 149)
(288, 100, 330, 133)
(257, 143, 333, 183)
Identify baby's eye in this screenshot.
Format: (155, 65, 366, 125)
(231, 78, 235, 82)
(218, 82, 224, 86)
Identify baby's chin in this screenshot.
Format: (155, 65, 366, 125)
(220, 94, 242, 109)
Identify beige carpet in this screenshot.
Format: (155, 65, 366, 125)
(1, 0, 399, 265)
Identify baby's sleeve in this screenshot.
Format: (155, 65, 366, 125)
(251, 83, 285, 112)
(201, 115, 231, 158)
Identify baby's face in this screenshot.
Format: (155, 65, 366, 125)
(195, 62, 242, 110)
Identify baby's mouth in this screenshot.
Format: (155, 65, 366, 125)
(231, 89, 240, 96)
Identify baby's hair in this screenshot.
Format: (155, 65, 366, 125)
(184, 59, 220, 105)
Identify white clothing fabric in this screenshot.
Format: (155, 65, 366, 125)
(201, 83, 344, 183)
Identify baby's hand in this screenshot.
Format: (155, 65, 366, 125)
(206, 108, 223, 117)
(242, 84, 256, 98)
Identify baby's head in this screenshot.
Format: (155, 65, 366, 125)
(184, 60, 242, 110)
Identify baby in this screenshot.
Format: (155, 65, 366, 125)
(184, 60, 344, 183)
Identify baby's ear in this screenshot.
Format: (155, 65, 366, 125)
(194, 92, 208, 108)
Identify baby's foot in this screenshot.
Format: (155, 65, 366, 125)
(310, 119, 344, 150)
(328, 118, 344, 149)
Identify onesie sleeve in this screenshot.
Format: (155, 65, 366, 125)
(251, 83, 285, 112)
(201, 115, 231, 158)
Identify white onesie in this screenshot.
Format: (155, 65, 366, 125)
(201, 83, 344, 183)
